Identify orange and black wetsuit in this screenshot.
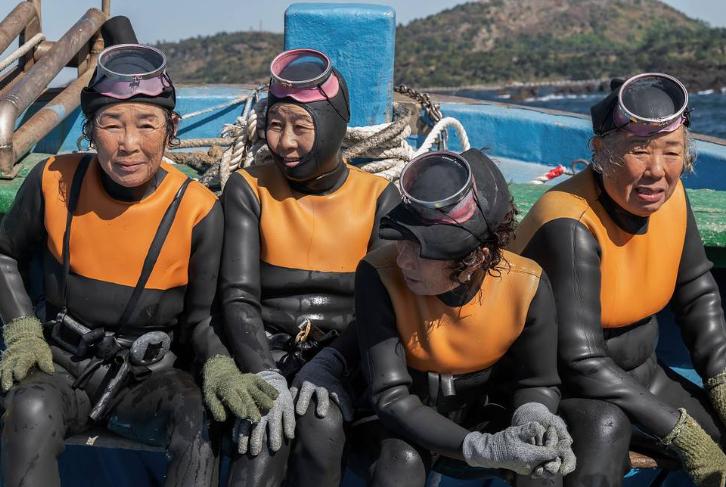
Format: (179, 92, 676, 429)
(512, 166, 726, 486)
(0, 154, 227, 487)
(353, 245, 560, 485)
(220, 158, 399, 487)
(220, 160, 399, 374)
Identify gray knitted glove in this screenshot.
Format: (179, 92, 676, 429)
(236, 369, 296, 456)
(462, 422, 560, 475)
(511, 402, 576, 477)
(290, 347, 353, 422)
(1, 316, 54, 391)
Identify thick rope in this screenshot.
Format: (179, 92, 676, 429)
(0, 33, 45, 72)
(174, 87, 472, 188)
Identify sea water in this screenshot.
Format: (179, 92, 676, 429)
(449, 89, 726, 140)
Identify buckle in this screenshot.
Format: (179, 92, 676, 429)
(129, 331, 170, 366)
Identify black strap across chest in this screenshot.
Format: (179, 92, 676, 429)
(60, 155, 192, 333)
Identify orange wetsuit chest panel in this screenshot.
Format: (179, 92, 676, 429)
(42, 155, 216, 290)
(238, 163, 389, 273)
(365, 245, 542, 375)
(512, 167, 686, 328)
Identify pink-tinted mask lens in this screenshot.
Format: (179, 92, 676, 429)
(270, 73, 339, 103)
(95, 74, 169, 100)
(613, 106, 686, 137)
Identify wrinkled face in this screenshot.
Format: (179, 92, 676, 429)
(597, 127, 685, 217)
(266, 103, 316, 171)
(93, 102, 170, 188)
(395, 240, 459, 296)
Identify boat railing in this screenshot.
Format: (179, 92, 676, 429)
(0, 0, 109, 179)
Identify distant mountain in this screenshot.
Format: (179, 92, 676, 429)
(157, 31, 283, 84)
(156, 0, 726, 90)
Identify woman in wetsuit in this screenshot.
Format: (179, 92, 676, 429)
(512, 73, 726, 486)
(354, 149, 575, 486)
(219, 49, 399, 486)
(0, 19, 276, 487)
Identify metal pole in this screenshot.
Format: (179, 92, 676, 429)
(0, 3, 37, 54)
(12, 64, 94, 161)
(0, 8, 106, 177)
(102, 0, 111, 17)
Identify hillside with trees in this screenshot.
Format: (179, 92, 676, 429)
(158, 0, 726, 91)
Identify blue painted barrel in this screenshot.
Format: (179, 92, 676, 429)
(284, 3, 396, 127)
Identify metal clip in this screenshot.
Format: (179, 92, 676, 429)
(295, 319, 312, 344)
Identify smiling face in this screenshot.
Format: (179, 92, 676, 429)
(265, 103, 316, 172)
(596, 127, 686, 217)
(93, 102, 171, 188)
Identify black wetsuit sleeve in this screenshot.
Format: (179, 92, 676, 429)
(522, 219, 679, 438)
(220, 171, 275, 373)
(184, 200, 230, 363)
(0, 161, 47, 323)
(330, 182, 401, 368)
(356, 260, 470, 459)
(499, 272, 561, 412)
(368, 183, 401, 250)
(670, 197, 726, 380)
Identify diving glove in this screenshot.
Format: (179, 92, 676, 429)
(511, 402, 577, 477)
(707, 370, 726, 432)
(202, 355, 278, 422)
(290, 347, 353, 421)
(662, 408, 726, 487)
(462, 422, 561, 475)
(236, 369, 296, 456)
(0, 316, 54, 391)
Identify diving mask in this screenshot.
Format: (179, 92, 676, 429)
(269, 48, 340, 103)
(91, 44, 172, 100)
(399, 151, 479, 225)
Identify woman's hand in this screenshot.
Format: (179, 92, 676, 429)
(235, 369, 296, 456)
(0, 316, 54, 391)
(462, 422, 561, 475)
(201, 355, 278, 422)
(290, 347, 353, 422)
(511, 402, 577, 477)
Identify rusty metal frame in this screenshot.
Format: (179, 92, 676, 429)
(0, 1, 109, 178)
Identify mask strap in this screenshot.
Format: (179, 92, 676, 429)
(319, 82, 349, 122)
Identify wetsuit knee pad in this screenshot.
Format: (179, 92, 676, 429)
(296, 402, 345, 441)
(560, 398, 631, 445)
(4, 383, 65, 431)
(378, 437, 427, 474)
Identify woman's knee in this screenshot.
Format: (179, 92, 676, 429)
(560, 398, 631, 446)
(296, 401, 345, 445)
(375, 437, 427, 481)
(5, 383, 63, 429)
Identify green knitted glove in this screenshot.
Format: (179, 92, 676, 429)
(662, 408, 726, 487)
(0, 316, 54, 391)
(707, 371, 726, 431)
(202, 355, 278, 423)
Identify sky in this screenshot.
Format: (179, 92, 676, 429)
(1, 0, 725, 45)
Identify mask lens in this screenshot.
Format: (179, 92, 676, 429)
(615, 73, 688, 136)
(400, 151, 476, 223)
(93, 44, 169, 99)
(270, 49, 332, 88)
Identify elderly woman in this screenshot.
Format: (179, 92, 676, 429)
(512, 73, 726, 486)
(0, 21, 276, 487)
(219, 48, 399, 486)
(354, 149, 575, 486)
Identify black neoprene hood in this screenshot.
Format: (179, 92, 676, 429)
(265, 68, 351, 182)
(80, 16, 176, 117)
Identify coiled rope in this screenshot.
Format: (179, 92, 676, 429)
(171, 85, 471, 190)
